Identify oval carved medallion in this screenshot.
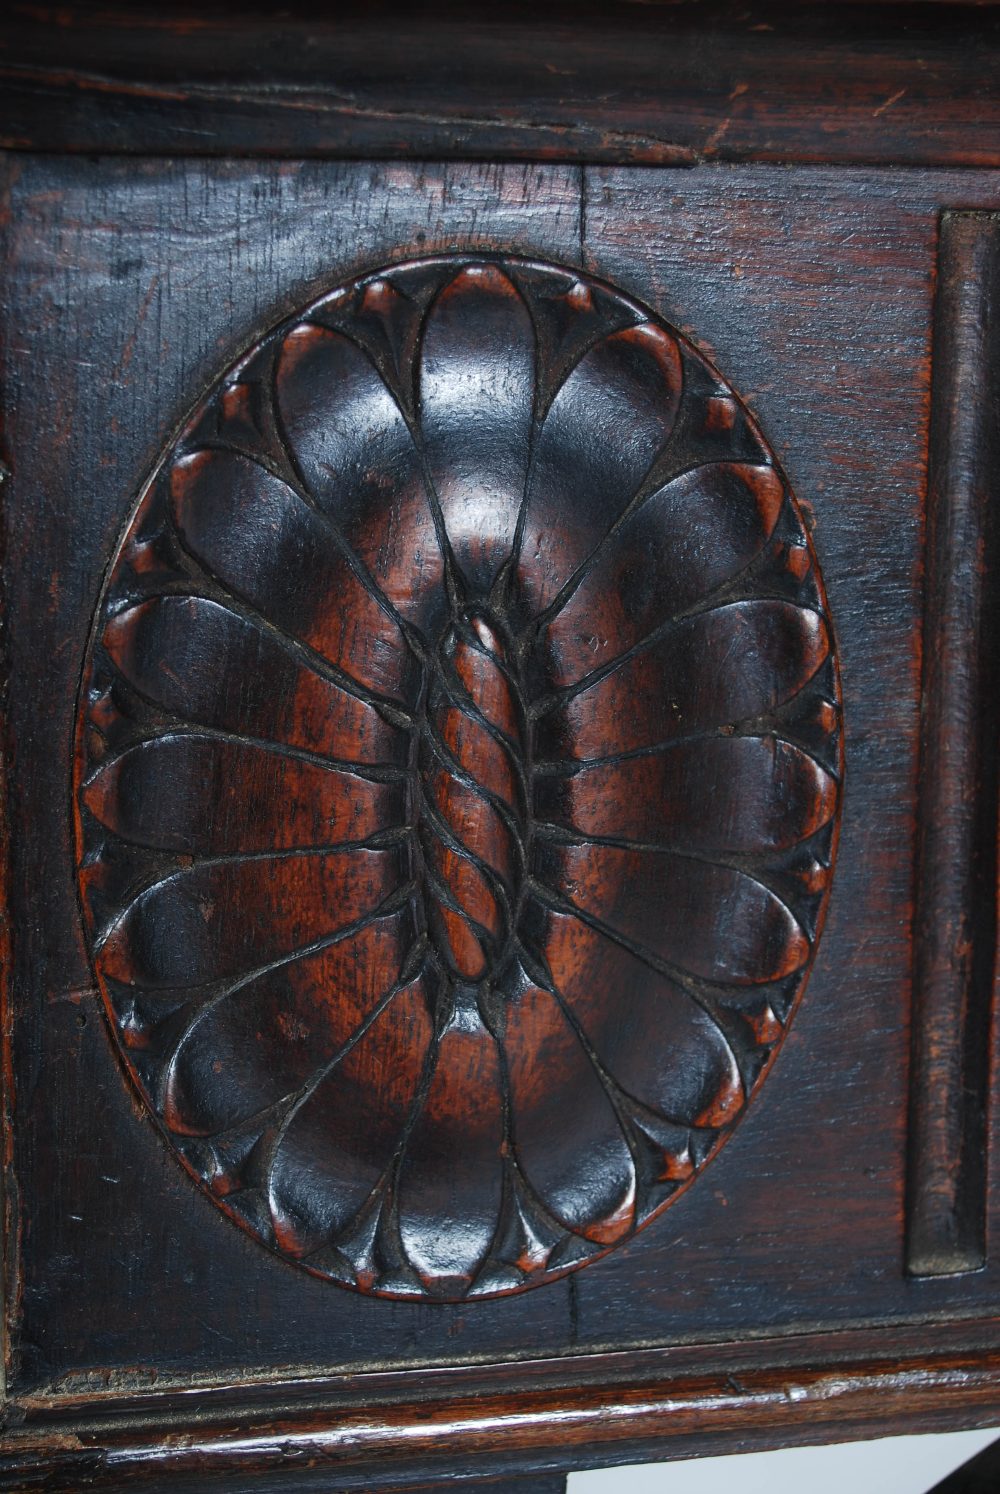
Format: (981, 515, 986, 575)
(75, 255, 841, 1300)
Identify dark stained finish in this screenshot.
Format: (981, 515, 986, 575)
(74, 255, 840, 1301)
(3, 3, 1000, 168)
(5, 46, 1000, 1477)
(4, 1325, 1000, 1490)
(906, 212, 1000, 1278)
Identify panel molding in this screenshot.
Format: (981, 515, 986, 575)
(4, 1322, 1000, 1490)
(907, 210, 1000, 1277)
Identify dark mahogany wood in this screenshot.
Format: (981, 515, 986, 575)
(906, 212, 1000, 1278)
(6, 153, 1000, 1486)
(2, 4, 1000, 1486)
(3, 3, 1000, 168)
(74, 255, 839, 1301)
(5, 1324, 1000, 1490)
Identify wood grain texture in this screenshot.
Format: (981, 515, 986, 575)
(5, 1324, 1000, 1490)
(5, 153, 1000, 1481)
(74, 254, 839, 1301)
(2, 3, 1000, 167)
(906, 212, 1000, 1277)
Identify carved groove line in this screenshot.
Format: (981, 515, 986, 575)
(75, 255, 841, 1300)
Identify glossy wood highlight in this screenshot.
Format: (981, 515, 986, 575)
(4, 1328, 1000, 1491)
(74, 253, 839, 1301)
(6, 146, 1000, 1487)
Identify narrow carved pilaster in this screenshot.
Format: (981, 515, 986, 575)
(907, 212, 1000, 1277)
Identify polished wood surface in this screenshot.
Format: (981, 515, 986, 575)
(1, 4, 1000, 1489)
(907, 213, 1000, 1279)
(4, 1324, 1000, 1489)
(74, 254, 838, 1302)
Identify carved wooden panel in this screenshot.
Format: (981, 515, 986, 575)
(73, 255, 841, 1301)
(7, 127, 1000, 1486)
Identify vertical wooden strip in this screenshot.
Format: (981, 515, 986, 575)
(906, 211, 1000, 1277)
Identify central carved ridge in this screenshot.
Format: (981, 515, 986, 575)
(417, 608, 528, 986)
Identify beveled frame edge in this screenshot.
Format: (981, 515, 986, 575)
(3, 1319, 1000, 1490)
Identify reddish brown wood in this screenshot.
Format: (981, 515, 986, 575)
(0, 151, 992, 1374)
(4, 1329, 1000, 1490)
(4, 138, 1000, 1488)
(73, 255, 840, 1302)
(907, 212, 1000, 1277)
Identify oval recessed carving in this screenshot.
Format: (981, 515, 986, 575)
(75, 255, 841, 1300)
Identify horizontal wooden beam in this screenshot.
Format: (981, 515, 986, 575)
(5, 1323, 1000, 1490)
(1, 3, 1000, 166)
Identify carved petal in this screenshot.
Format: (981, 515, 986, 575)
(539, 601, 829, 760)
(161, 912, 413, 1137)
(98, 847, 405, 988)
(517, 324, 683, 616)
(535, 737, 837, 855)
(419, 265, 535, 595)
(172, 449, 414, 703)
(503, 979, 636, 1243)
(542, 463, 787, 686)
(102, 595, 406, 765)
(267, 979, 434, 1245)
(396, 1008, 506, 1290)
(275, 324, 446, 633)
(535, 841, 810, 985)
(84, 736, 405, 854)
(535, 906, 745, 1128)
